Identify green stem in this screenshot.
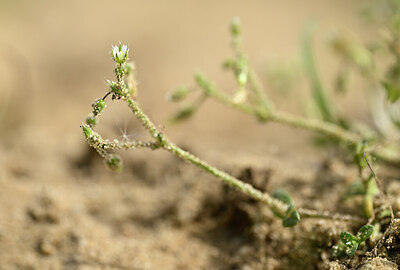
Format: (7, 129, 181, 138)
(84, 93, 367, 223)
(270, 110, 360, 144)
(166, 141, 286, 209)
(195, 73, 400, 164)
(123, 93, 289, 217)
(196, 73, 360, 144)
(298, 208, 365, 223)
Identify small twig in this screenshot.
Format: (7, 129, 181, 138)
(364, 152, 395, 221)
(194, 73, 400, 165)
(102, 91, 112, 100)
(196, 73, 361, 144)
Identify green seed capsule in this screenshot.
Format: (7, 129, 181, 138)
(105, 154, 123, 172)
(167, 87, 190, 102)
(92, 99, 106, 116)
(230, 17, 241, 36)
(82, 124, 93, 139)
(86, 114, 97, 126)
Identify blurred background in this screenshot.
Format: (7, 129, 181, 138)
(0, 0, 367, 156)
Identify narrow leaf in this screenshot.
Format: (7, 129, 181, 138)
(344, 180, 365, 199)
(301, 22, 335, 122)
(382, 81, 400, 103)
(272, 189, 294, 207)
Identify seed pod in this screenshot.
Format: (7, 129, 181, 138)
(92, 99, 106, 116)
(167, 87, 190, 102)
(107, 80, 119, 94)
(82, 124, 93, 139)
(86, 114, 97, 126)
(169, 106, 195, 123)
(230, 17, 241, 36)
(105, 154, 123, 172)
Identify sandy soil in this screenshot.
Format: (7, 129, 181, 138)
(2, 1, 400, 269)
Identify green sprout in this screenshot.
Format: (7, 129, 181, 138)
(333, 224, 374, 257)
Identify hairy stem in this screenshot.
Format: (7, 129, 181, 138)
(195, 73, 400, 164)
(84, 91, 366, 224)
(196, 73, 360, 143)
(298, 208, 365, 223)
(124, 94, 289, 217)
(83, 45, 369, 226)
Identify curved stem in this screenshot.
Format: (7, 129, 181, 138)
(122, 93, 289, 217)
(83, 90, 366, 224)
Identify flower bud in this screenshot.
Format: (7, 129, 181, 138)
(123, 62, 134, 75)
(107, 80, 119, 93)
(105, 154, 123, 172)
(111, 44, 129, 64)
(92, 99, 106, 116)
(86, 114, 97, 126)
(232, 88, 247, 104)
(230, 17, 241, 36)
(167, 87, 190, 102)
(169, 106, 194, 123)
(82, 124, 93, 139)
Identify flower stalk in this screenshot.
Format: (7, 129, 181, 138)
(81, 44, 366, 226)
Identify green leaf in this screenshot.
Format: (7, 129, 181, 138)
(344, 180, 365, 199)
(350, 45, 373, 71)
(345, 242, 359, 256)
(282, 206, 300, 227)
(340, 231, 358, 246)
(272, 189, 294, 207)
(105, 154, 123, 173)
(167, 87, 190, 102)
(332, 243, 348, 258)
(382, 81, 400, 103)
(272, 189, 300, 227)
(339, 231, 359, 256)
(378, 209, 392, 219)
(301, 22, 335, 123)
(357, 224, 374, 243)
(169, 106, 195, 124)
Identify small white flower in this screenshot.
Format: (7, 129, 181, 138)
(112, 43, 129, 64)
